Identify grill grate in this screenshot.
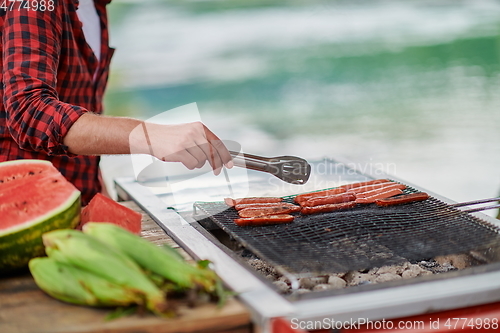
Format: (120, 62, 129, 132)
(194, 187, 500, 275)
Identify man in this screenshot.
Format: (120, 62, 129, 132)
(1, 0, 232, 205)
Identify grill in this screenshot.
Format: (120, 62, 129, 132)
(115, 158, 500, 332)
(194, 186, 500, 276)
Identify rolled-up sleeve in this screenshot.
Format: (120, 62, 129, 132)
(2, 3, 88, 156)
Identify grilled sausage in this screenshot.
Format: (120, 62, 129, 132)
(224, 197, 283, 207)
(347, 182, 404, 194)
(234, 214, 295, 226)
(351, 183, 407, 197)
(294, 188, 346, 205)
(238, 205, 301, 218)
(234, 202, 299, 211)
(339, 179, 392, 191)
(355, 188, 403, 204)
(301, 201, 357, 215)
(301, 192, 356, 208)
(293, 179, 395, 205)
(375, 192, 430, 207)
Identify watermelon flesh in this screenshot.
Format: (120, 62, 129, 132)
(0, 160, 81, 273)
(79, 193, 142, 234)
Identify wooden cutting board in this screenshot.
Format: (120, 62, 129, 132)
(0, 201, 252, 333)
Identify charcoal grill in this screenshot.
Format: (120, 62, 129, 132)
(115, 158, 500, 332)
(194, 187, 500, 276)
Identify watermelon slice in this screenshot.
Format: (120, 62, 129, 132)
(79, 193, 142, 234)
(0, 160, 81, 273)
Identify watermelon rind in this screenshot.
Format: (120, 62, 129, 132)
(0, 160, 81, 273)
(0, 193, 80, 273)
(0, 158, 53, 171)
(0, 159, 52, 168)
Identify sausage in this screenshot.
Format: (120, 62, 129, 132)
(234, 202, 299, 211)
(301, 192, 356, 208)
(301, 201, 357, 215)
(224, 197, 283, 207)
(375, 192, 430, 207)
(238, 205, 301, 218)
(294, 188, 346, 205)
(355, 188, 404, 204)
(224, 198, 235, 206)
(339, 179, 392, 191)
(348, 183, 406, 197)
(347, 182, 404, 194)
(234, 214, 295, 227)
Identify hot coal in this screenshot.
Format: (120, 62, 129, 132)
(243, 254, 467, 295)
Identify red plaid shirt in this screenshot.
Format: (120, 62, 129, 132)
(1, 0, 114, 205)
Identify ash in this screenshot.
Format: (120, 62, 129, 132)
(243, 252, 471, 295)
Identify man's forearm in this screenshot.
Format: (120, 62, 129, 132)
(63, 113, 144, 155)
(63, 113, 233, 175)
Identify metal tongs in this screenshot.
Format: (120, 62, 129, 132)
(452, 197, 500, 213)
(229, 150, 311, 185)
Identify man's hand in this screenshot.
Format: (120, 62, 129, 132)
(63, 113, 233, 174)
(131, 121, 233, 175)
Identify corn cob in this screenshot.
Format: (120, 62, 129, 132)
(42, 229, 168, 314)
(82, 223, 218, 292)
(29, 257, 96, 306)
(29, 257, 141, 307)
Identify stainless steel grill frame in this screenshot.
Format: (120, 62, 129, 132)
(115, 159, 500, 332)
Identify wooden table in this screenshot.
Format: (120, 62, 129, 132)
(0, 202, 252, 333)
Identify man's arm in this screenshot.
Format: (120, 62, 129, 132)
(2, 7, 231, 174)
(2, 5, 88, 155)
(64, 113, 233, 175)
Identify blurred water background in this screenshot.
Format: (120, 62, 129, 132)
(102, 0, 500, 216)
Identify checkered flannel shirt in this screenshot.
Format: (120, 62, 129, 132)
(0, 0, 114, 205)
